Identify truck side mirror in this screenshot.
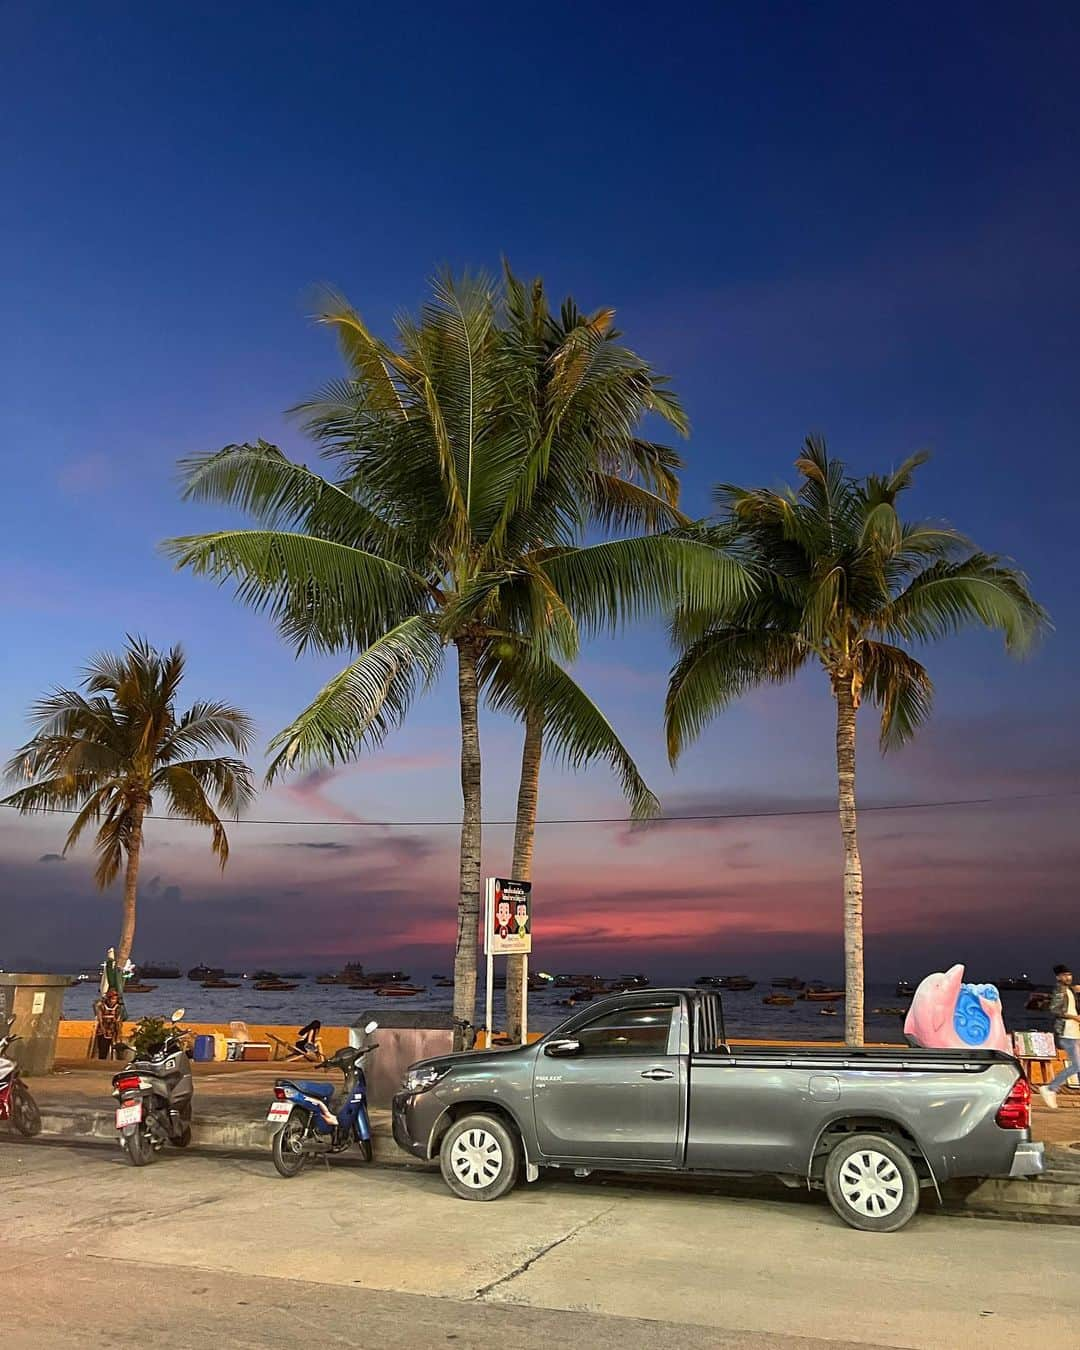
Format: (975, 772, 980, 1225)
(544, 1038, 581, 1058)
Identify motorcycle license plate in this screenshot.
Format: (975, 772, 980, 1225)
(115, 1102, 143, 1128)
(266, 1102, 292, 1124)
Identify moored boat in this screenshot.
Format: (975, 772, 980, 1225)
(819, 1005, 838, 1016)
(202, 980, 241, 989)
(763, 993, 795, 1006)
(800, 985, 845, 1001)
(770, 976, 805, 990)
(123, 982, 156, 994)
(375, 984, 425, 997)
(188, 964, 224, 982)
(895, 980, 915, 998)
(254, 980, 297, 991)
(136, 963, 181, 980)
(719, 975, 755, 991)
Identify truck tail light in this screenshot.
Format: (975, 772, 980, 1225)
(995, 1076, 1030, 1129)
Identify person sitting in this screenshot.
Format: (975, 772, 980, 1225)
(289, 1019, 324, 1061)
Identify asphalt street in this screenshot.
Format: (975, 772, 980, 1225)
(2, 1138, 1076, 1348)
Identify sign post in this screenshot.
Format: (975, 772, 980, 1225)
(483, 877, 533, 1045)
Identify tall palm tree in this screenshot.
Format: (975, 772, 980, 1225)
(665, 440, 1047, 1044)
(490, 270, 691, 1040)
(2, 637, 255, 965)
(165, 272, 748, 1045)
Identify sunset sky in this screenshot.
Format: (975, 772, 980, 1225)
(2, 4, 1078, 984)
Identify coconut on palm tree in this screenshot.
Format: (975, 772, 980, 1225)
(2, 637, 255, 965)
(665, 439, 1048, 1044)
(165, 271, 748, 1045)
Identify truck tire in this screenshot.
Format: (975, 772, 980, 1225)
(440, 1113, 519, 1201)
(824, 1133, 920, 1232)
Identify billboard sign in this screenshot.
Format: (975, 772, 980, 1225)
(484, 877, 532, 956)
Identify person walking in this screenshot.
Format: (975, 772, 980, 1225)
(1039, 963, 1080, 1108)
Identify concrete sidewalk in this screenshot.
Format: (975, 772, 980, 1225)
(22, 1059, 1080, 1222)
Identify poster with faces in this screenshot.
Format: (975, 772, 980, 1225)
(485, 877, 532, 955)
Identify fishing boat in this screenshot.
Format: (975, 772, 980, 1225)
(763, 993, 795, 1006)
(202, 980, 241, 989)
(188, 964, 224, 982)
(770, 976, 805, 990)
(123, 982, 156, 994)
(819, 1005, 838, 1017)
(719, 975, 755, 991)
(375, 984, 425, 997)
(800, 984, 845, 1001)
(254, 980, 298, 992)
(609, 974, 650, 992)
(136, 963, 181, 980)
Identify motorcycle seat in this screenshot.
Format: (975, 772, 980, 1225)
(277, 1079, 335, 1100)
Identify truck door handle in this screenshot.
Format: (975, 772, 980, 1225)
(640, 1068, 674, 1080)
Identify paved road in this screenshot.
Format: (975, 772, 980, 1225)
(2, 1139, 1076, 1348)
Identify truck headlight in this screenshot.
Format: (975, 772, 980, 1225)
(403, 1065, 449, 1093)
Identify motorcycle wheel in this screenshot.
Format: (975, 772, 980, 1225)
(121, 1123, 154, 1166)
(11, 1083, 42, 1138)
(272, 1114, 308, 1178)
(359, 1137, 373, 1163)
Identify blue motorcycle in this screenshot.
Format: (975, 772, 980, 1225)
(267, 1020, 379, 1177)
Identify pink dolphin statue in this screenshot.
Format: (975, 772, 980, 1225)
(904, 963, 1009, 1052)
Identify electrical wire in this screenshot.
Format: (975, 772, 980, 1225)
(0, 789, 1076, 828)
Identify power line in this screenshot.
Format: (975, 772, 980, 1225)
(1, 789, 1076, 828)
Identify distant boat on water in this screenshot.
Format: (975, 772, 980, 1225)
(188, 964, 224, 982)
(123, 982, 156, 994)
(255, 980, 297, 992)
(376, 984, 425, 997)
(763, 993, 795, 1006)
(770, 977, 805, 990)
(800, 985, 845, 1002)
(895, 980, 915, 998)
(136, 962, 181, 980)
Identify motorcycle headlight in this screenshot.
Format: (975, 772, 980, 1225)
(403, 1064, 449, 1094)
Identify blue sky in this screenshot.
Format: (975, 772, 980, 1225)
(2, 2, 1078, 978)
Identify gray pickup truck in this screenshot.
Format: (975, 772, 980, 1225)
(392, 987, 1043, 1231)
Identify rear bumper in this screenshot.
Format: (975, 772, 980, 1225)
(1009, 1139, 1045, 1178)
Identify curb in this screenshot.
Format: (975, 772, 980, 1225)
(26, 1109, 1080, 1224)
(34, 1106, 410, 1167)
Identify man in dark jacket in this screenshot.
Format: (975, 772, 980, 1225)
(1039, 963, 1080, 1108)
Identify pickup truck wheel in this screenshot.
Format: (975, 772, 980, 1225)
(440, 1114, 519, 1201)
(824, 1133, 919, 1232)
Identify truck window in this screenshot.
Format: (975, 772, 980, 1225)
(574, 1005, 675, 1056)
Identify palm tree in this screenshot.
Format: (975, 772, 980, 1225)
(2, 637, 255, 965)
(665, 439, 1048, 1044)
(165, 272, 748, 1046)
(490, 271, 692, 1040)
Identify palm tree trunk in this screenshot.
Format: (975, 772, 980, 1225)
(452, 637, 483, 1050)
(116, 801, 146, 968)
(505, 705, 544, 1043)
(834, 678, 865, 1046)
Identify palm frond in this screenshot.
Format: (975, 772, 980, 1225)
(161, 529, 428, 654)
(665, 628, 808, 763)
(858, 640, 934, 750)
(877, 554, 1050, 652)
(539, 535, 753, 635)
(481, 644, 658, 819)
(265, 615, 444, 781)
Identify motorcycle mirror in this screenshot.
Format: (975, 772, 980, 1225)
(364, 1020, 379, 1034)
(171, 1008, 185, 1022)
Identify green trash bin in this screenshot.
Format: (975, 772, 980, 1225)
(0, 973, 73, 1075)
